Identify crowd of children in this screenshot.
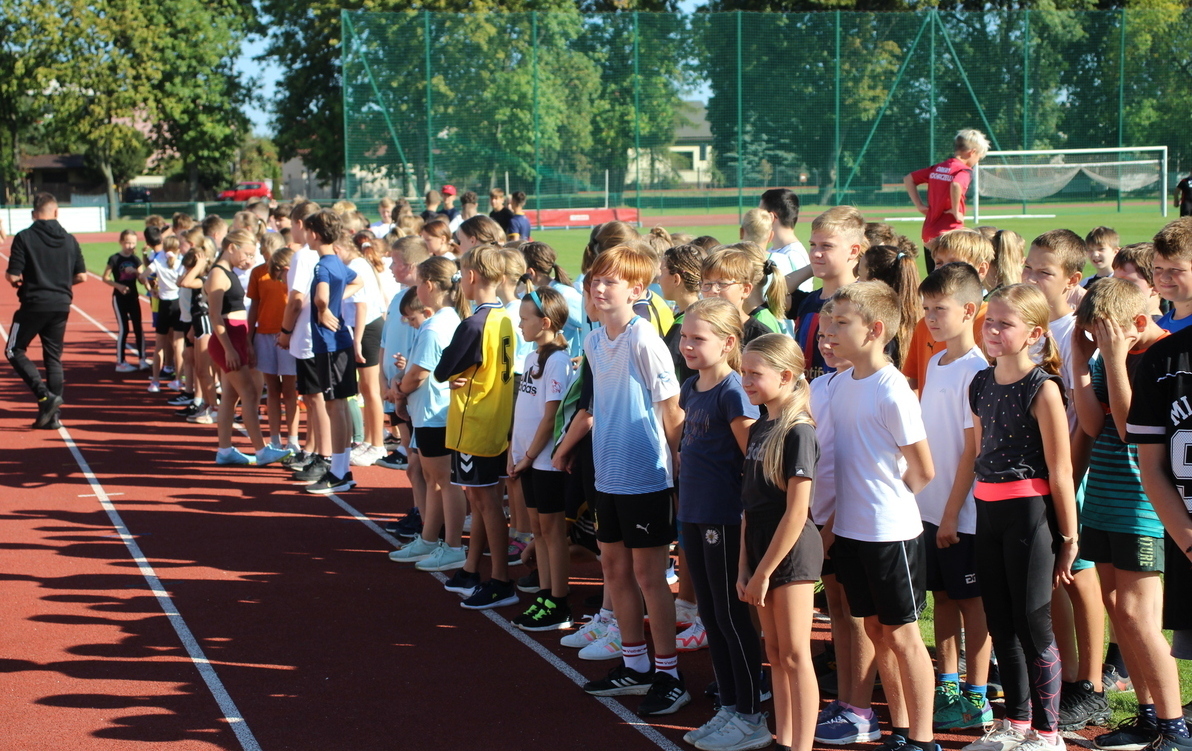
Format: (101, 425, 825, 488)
(99, 130, 1192, 751)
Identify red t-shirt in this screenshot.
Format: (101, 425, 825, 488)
(910, 157, 973, 243)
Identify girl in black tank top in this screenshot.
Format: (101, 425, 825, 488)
(212, 264, 245, 315)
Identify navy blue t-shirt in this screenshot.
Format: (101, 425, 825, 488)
(508, 213, 531, 240)
(311, 253, 357, 354)
(677, 371, 760, 525)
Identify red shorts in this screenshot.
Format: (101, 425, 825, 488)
(210, 318, 251, 373)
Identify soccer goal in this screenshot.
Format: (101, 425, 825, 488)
(973, 146, 1168, 222)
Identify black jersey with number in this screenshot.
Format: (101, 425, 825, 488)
(1125, 326, 1192, 508)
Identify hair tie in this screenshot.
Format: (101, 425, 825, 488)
(361, 241, 372, 249)
(895, 252, 906, 260)
(451, 271, 462, 284)
(763, 259, 775, 275)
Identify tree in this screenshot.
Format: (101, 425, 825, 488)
(83, 124, 150, 190)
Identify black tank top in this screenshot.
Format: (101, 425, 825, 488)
(213, 264, 245, 315)
(968, 366, 1064, 484)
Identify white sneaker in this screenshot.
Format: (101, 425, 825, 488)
(685, 707, 737, 745)
(561, 613, 609, 649)
(963, 720, 1029, 751)
(677, 617, 708, 652)
(694, 712, 773, 751)
(676, 598, 699, 629)
(115, 362, 137, 373)
(462, 514, 473, 534)
(168, 379, 182, 391)
(388, 534, 437, 562)
(147, 380, 160, 393)
(351, 444, 385, 467)
(1014, 732, 1066, 751)
(578, 620, 622, 660)
(415, 542, 467, 572)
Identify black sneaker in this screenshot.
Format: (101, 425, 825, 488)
(516, 569, 540, 593)
(291, 456, 329, 482)
(443, 569, 481, 597)
(637, 671, 692, 716)
(460, 579, 519, 610)
(161, 365, 175, 376)
(33, 394, 64, 429)
(1150, 734, 1192, 751)
(375, 450, 408, 470)
(39, 417, 63, 430)
(167, 392, 195, 406)
(392, 507, 423, 538)
(583, 665, 654, 697)
(512, 594, 545, 628)
(175, 403, 201, 418)
(283, 450, 312, 470)
(519, 596, 572, 632)
(1059, 679, 1111, 730)
(1185, 702, 1192, 724)
(305, 471, 356, 495)
(1096, 716, 1159, 751)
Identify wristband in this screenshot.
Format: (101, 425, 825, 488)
(280, 327, 292, 335)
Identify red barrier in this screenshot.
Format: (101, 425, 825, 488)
(533, 207, 640, 230)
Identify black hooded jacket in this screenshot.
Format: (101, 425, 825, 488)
(6, 219, 86, 312)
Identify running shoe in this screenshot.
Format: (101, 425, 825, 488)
(188, 408, 214, 425)
(675, 598, 699, 630)
(583, 665, 654, 697)
(507, 538, 527, 565)
(694, 711, 771, 751)
(147, 380, 161, 393)
(33, 394, 64, 429)
(215, 447, 254, 466)
(351, 444, 385, 467)
(305, 471, 356, 494)
(676, 618, 708, 652)
(962, 719, 1027, 751)
(375, 450, 408, 470)
(815, 707, 881, 745)
(115, 362, 137, 373)
(665, 556, 679, 586)
(561, 613, 608, 649)
(685, 708, 736, 746)
(385, 508, 423, 538)
(936, 691, 993, 731)
(291, 456, 329, 482)
(283, 450, 311, 470)
(516, 570, 540, 593)
(638, 671, 691, 716)
(167, 379, 182, 391)
(1058, 679, 1110, 731)
(255, 445, 293, 466)
(1103, 664, 1133, 693)
(578, 621, 623, 660)
(1013, 732, 1066, 751)
(513, 594, 544, 628)
(462, 514, 472, 534)
(167, 391, 195, 406)
(460, 579, 518, 610)
(935, 681, 961, 716)
(443, 569, 481, 597)
(388, 534, 436, 562)
(138, 360, 151, 371)
(415, 542, 466, 572)
(162, 365, 175, 376)
(174, 403, 200, 418)
(1095, 716, 1159, 751)
(518, 596, 572, 632)
(818, 700, 844, 723)
(1147, 734, 1192, 751)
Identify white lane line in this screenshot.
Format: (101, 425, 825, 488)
(57, 427, 263, 751)
(323, 492, 683, 751)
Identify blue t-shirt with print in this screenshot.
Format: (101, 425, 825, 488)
(311, 254, 357, 354)
(509, 213, 531, 240)
(1157, 308, 1192, 333)
(677, 371, 760, 525)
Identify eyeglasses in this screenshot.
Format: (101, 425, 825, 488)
(700, 280, 742, 292)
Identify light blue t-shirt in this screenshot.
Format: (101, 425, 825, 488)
(1157, 308, 1192, 333)
(551, 280, 586, 359)
(506, 298, 535, 375)
(381, 290, 415, 410)
(407, 307, 461, 428)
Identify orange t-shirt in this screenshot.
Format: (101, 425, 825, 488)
(901, 300, 988, 390)
(246, 264, 288, 334)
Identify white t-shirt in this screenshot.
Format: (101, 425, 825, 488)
(150, 252, 181, 300)
(915, 346, 987, 533)
(344, 257, 384, 328)
(830, 363, 927, 543)
(511, 349, 573, 472)
(769, 240, 813, 293)
(379, 256, 401, 306)
(286, 246, 319, 360)
(585, 317, 681, 494)
(808, 371, 839, 526)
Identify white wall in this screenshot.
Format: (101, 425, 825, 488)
(2, 207, 107, 236)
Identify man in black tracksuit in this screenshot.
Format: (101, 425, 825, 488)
(5, 193, 86, 429)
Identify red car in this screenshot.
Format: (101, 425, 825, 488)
(218, 181, 272, 202)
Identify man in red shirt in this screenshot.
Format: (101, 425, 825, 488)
(904, 129, 990, 271)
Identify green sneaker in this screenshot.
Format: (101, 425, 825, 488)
(934, 682, 960, 716)
(936, 691, 993, 731)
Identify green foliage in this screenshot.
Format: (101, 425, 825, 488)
(235, 136, 284, 190)
(83, 124, 151, 187)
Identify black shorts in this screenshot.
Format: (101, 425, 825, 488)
(523, 466, 567, 515)
(315, 349, 357, 401)
(831, 534, 927, 626)
(564, 435, 596, 522)
(593, 489, 675, 549)
(746, 513, 822, 587)
(191, 315, 211, 339)
(817, 524, 835, 578)
(923, 522, 982, 600)
(296, 357, 320, 396)
(155, 298, 181, 335)
(414, 426, 449, 458)
(1163, 533, 1192, 631)
(451, 450, 507, 487)
(1080, 526, 1165, 573)
(360, 317, 384, 368)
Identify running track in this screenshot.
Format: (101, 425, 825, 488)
(0, 237, 1097, 750)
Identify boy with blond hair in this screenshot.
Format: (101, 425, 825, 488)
(1070, 278, 1188, 751)
(904, 129, 990, 271)
(793, 206, 867, 380)
(819, 281, 937, 751)
(1153, 217, 1192, 333)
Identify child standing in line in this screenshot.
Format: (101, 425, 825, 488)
(578, 245, 687, 717)
(248, 246, 299, 453)
(858, 245, 921, 368)
(509, 285, 575, 632)
(819, 281, 937, 751)
(1153, 217, 1192, 333)
(738, 333, 823, 751)
(104, 229, 147, 372)
(793, 207, 866, 380)
(963, 283, 1079, 751)
(1081, 227, 1120, 291)
(914, 263, 994, 732)
(434, 244, 518, 609)
(143, 229, 185, 393)
(339, 236, 388, 467)
(499, 247, 535, 562)
(674, 298, 765, 751)
(1112, 243, 1163, 320)
(520, 241, 585, 359)
(700, 244, 788, 345)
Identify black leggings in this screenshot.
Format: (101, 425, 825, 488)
(112, 293, 144, 363)
(976, 495, 1061, 732)
(682, 521, 763, 715)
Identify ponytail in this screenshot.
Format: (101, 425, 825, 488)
(761, 257, 788, 321)
(525, 286, 570, 379)
(418, 256, 471, 320)
(862, 244, 922, 367)
(1037, 332, 1063, 378)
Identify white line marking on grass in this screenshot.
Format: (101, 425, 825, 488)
(324, 492, 683, 751)
(57, 428, 263, 751)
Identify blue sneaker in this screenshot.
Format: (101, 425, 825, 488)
(815, 707, 881, 745)
(255, 445, 293, 466)
(215, 447, 254, 466)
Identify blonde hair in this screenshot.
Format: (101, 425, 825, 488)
(742, 333, 814, 490)
(418, 256, 470, 320)
(161, 235, 181, 269)
(642, 226, 673, 256)
(811, 206, 868, 250)
(460, 243, 506, 286)
(683, 297, 745, 372)
(988, 283, 1061, 376)
(500, 246, 527, 283)
(741, 209, 772, 246)
(932, 228, 994, 268)
(391, 235, 430, 266)
(1113, 242, 1155, 286)
(954, 128, 990, 159)
(703, 243, 788, 321)
(260, 232, 284, 260)
(831, 280, 901, 346)
(989, 229, 1024, 290)
(331, 200, 357, 214)
(1074, 277, 1147, 329)
(588, 245, 656, 289)
(1031, 229, 1086, 278)
(232, 210, 266, 240)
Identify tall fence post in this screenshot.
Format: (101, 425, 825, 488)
(341, 10, 351, 198)
(633, 11, 641, 212)
(424, 10, 434, 194)
(1022, 8, 1030, 214)
(834, 10, 841, 205)
(532, 11, 541, 225)
(929, 9, 936, 163)
(1118, 8, 1126, 213)
(736, 10, 743, 220)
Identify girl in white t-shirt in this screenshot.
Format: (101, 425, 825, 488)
(340, 235, 389, 466)
(508, 285, 574, 632)
(141, 236, 186, 392)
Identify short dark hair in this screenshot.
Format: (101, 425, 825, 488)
(32, 192, 57, 215)
(144, 225, 163, 246)
(304, 209, 342, 245)
(919, 261, 984, 308)
(760, 188, 800, 229)
(460, 190, 478, 206)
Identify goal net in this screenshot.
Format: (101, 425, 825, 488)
(973, 147, 1168, 221)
